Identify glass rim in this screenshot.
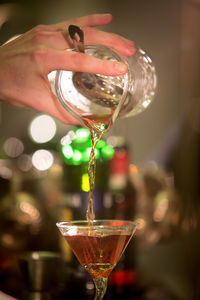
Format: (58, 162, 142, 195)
(56, 219, 139, 229)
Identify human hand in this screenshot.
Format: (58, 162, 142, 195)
(0, 13, 136, 124)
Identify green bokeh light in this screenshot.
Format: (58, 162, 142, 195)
(101, 145, 115, 160)
(73, 149, 82, 162)
(62, 144, 73, 159)
(61, 127, 114, 165)
(75, 128, 90, 142)
(96, 139, 106, 149)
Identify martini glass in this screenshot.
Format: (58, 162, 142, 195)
(56, 219, 138, 300)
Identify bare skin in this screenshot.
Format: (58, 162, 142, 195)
(0, 13, 136, 124)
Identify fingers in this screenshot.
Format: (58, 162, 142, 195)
(22, 25, 70, 49)
(28, 29, 69, 50)
(84, 27, 135, 56)
(50, 14, 135, 56)
(28, 23, 135, 57)
(15, 14, 135, 56)
(53, 13, 113, 31)
(70, 13, 113, 27)
(42, 49, 128, 75)
(28, 26, 135, 57)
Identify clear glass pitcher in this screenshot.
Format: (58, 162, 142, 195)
(51, 44, 157, 131)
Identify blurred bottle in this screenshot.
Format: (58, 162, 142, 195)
(106, 136, 137, 299)
(108, 136, 136, 220)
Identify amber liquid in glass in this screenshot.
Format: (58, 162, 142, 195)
(64, 233, 132, 279)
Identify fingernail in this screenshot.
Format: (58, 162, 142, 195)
(127, 46, 136, 56)
(128, 40, 136, 48)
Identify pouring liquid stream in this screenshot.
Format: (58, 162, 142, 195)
(82, 114, 113, 229)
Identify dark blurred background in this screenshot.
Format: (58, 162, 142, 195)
(0, 0, 200, 299)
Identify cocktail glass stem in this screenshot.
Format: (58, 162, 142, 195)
(93, 277, 108, 300)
